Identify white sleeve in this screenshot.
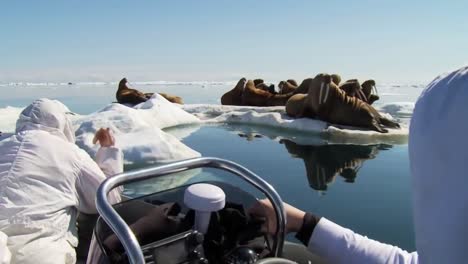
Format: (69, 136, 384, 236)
(0, 231, 11, 264)
(95, 147, 124, 177)
(308, 218, 419, 264)
(76, 147, 123, 214)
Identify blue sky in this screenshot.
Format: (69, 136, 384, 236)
(1, 0, 467, 83)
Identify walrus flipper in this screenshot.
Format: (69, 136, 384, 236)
(370, 120, 388, 133)
(368, 95, 380, 105)
(379, 117, 400, 129)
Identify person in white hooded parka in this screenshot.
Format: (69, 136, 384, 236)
(250, 66, 468, 264)
(0, 98, 123, 263)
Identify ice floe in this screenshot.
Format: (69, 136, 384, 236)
(0, 106, 24, 134)
(379, 102, 415, 118)
(74, 94, 201, 165)
(181, 104, 409, 145)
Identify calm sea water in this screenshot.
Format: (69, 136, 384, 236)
(174, 124, 415, 251)
(0, 82, 419, 251)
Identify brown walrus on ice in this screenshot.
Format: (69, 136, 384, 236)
(288, 74, 342, 95)
(361, 80, 380, 104)
(221, 78, 290, 106)
(286, 74, 399, 133)
(285, 79, 316, 118)
(254, 79, 276, 94)
(339, 79, 379, 105)
(241, 80, 294, 106)
(278, 79, 298, 94)
(116, 78, 183, 105)
(220, 78, 246, 106)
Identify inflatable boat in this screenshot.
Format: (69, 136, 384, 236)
(87, 157, 325, 264)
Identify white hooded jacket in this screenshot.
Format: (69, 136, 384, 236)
(306, 66, 468, 263)
(0, 99, 123, 264)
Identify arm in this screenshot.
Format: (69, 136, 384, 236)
(305, 217, 418, 264)
(249, 199, 419, 264)
(0, 231, 11, 264)
(76, 128, 123, 214)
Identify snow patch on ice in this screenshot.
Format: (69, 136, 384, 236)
(378, 102, 415, 118)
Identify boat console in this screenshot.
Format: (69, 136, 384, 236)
(90, 157, 322, 264)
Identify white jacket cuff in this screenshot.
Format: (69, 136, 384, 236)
(95, 147, 123, 177)
(308, 218, 418, 264)
(0, 231, 11, 264)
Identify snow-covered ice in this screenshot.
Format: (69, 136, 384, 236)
(74, 94, 201, 165)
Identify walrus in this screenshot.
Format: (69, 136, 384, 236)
(116, 78, 148, 105)
(286, 79, 298, 87)
(331, 74, 341, 86)
(311, 74, 399, 132)
(158, 93, 184, 104)
(291, 74, 341, 95)
(289, 78, 316, 94)
(339, 79, 379, 105)
(241, 80, 294, 106)
(278, 80, 298, 94)
(221, 78, 247, 105)
(116, 78, 184, 105)
(287, 74, 399, 133)
(285, 93, 309, 118)
(253, 79, 264, 87)
(285, 78, 316, 118)
(339, 79, 367, 102)
(252, 78, 276, 94)
(361, 80, 380, 105)
(255, 82, 276, 94)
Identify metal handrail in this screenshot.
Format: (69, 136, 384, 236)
(96, 157, 287, 264)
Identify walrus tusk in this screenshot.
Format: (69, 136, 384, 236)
(318, 82, 324, 105)
(372, 85, 378, 95)
(322, 84, 330, 104)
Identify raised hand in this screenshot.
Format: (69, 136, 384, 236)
(92, 128, 115, 147)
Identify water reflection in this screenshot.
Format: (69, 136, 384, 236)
(280, 139, 392, 191)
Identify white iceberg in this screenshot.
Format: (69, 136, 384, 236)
(75, 94, 201, 165)
(0, 106, 24, 134)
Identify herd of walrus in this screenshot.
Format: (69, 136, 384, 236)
(116, 73, 400, 133)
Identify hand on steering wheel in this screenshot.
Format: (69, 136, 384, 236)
(248, 199, 305, 234)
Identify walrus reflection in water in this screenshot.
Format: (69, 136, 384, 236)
(116, 78, 183, 106)
(281, 139, 389, 191)
(286, 74, 399, 133)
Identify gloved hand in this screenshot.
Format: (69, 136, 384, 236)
(93, 128, 115, 147)
(248, 199, 305, 234)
